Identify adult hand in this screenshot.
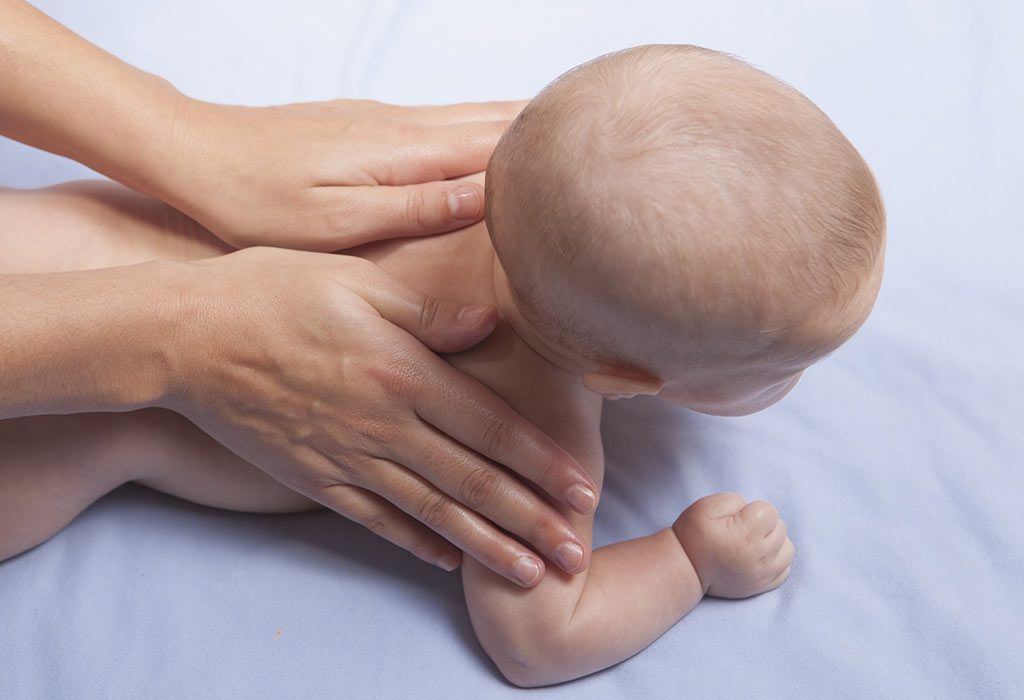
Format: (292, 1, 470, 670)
(168, 247, 598, 586)
(156, 98, 525, 252)
(0, 1, 521, 251)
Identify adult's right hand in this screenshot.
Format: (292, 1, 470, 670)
(166, 247, 598, 587)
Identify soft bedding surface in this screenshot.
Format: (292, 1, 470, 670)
(1, 2, 1021, 698)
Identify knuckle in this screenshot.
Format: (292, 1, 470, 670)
(361, 513, 389, 536)
(418, 294, 444, 336)
(479, 414, 518, 457)
(404, 187, 435, 232)
(537, 452, 564, 491)
(352, 416, 398, 445)
(407, 542, 434, 563)
(395, 121, 422, 140)
(756, 500, 779, 520)
(322, 196, 358, 236)
(333, 453, 371, 481)
(417, 492, 452, 530)
(458, 467, 500, 510)
(369, 360, 417, 402)
(526, 516, 549, 549)
(341, 254, 377, 279)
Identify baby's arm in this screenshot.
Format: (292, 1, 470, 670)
(462, 442, 793, 686)
(463, 506, 697, 686)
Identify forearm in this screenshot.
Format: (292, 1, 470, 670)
(464, 524, 704, 687)
(562, 529, 704, 672)
(0, 1, 188, 196)
(0, 261, 191, 418)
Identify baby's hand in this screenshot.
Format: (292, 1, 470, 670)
(672, 492, 794, 599)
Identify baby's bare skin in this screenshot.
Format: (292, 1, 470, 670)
(0, 183, 313, 559)
(0, 181, 793, 685)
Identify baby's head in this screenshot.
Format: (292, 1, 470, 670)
(485, 44, 885, 416)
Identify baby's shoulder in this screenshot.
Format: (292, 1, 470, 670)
(446, 323, 604, 464)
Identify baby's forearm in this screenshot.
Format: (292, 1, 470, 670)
(562, 529, 704, 673)
(463, 527, 703, 687)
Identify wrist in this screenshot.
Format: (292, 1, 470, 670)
(112, 82, 201, 205)
(149, 256, 221, 416)
(669, 523, 711, 596)
(139, 97, 246, 240)
(0, 260, 199, 419)
(102, 259, 199, 412)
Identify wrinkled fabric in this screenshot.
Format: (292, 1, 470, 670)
(1, 1, 1021, 698)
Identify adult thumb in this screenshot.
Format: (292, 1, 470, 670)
(325, 181, 485, 249)
(410, 297, 500, 354)
(354, 261, 500, 353)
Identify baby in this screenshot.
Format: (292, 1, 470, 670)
(0, 44, 884, 685)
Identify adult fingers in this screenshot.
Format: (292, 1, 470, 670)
(403, 100, 529, 125)
(347, 264, 598, 512)
(418, 120, 511, 179)
(371, 120, 510, 184)
(313, 178, 487, 248)
(359, 456, 550, 587)
(412, 351, 599, 513)
(344, 261, 500, 354)
(315, 482, 461, 571)
(383, 424, 589, 574)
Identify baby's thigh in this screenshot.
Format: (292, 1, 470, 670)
(0, 410, 316, 561)
(129, 408, 319, 515)
(0, 181, 230, 274)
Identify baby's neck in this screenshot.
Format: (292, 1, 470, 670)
(354, 220, 498, 309)
(489, 260, 593, 376)
(353, 219, 586, 376)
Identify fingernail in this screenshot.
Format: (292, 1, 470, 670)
(565, 485, 596, 514)
(512, 557, 542, 586)
(447, 186, 482, 221)
(458, 304, 490, 327)
(435, 553, 460, 572)
(554, 542, 584, 572)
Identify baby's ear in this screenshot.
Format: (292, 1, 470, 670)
(582, 371, 664, 400)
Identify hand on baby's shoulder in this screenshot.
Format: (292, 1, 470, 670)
(672, 492, 794, 599)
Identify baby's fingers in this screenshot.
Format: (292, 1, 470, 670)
(765, 565, 792, 592)
(776, 538, 796, 570)
(764, 519, 789, 553)
(758, 542, 795, 594)
(739, 500, 779, 537)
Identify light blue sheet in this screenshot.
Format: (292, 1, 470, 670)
(1, 1, 1022, 698)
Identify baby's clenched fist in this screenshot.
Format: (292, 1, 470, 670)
(672, 492, 794, 599)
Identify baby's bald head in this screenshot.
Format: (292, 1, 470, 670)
(486, 45, 885, 414)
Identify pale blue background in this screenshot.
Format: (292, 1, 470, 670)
(1, 1, 1022, 698)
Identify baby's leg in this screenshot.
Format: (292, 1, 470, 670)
(0, 180, 230, 273)
(0, 182, 311, 562)
(0, 409, 316, 562)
